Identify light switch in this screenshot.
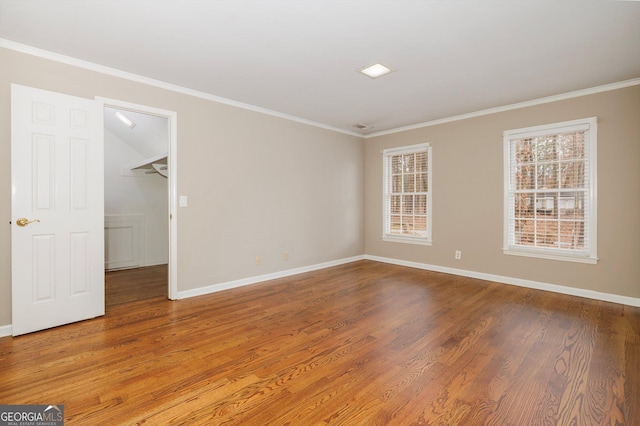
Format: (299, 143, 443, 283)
(179, 195, 188, 207)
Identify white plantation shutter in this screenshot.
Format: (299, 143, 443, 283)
(503, 118, 597, 263)
(383, 143, 432, 245)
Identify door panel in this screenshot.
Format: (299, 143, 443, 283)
(11, 84, 104, 336)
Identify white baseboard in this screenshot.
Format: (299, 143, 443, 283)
(0, 257, 367, 334)
(2, 254, 634, 334)
(0, 324, 12, 338)
(143, 260, 169, 267)
(175, 255, 366, 300)
(365, 255, 640, 307)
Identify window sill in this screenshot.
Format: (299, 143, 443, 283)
(503, 248, 598, 264)
(383, 235, 432, 246)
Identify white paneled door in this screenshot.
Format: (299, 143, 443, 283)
(11, 84, 105, 336)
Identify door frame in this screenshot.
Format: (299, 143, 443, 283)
(98, 97, 178, 300)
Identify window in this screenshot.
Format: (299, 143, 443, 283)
(383, 143, 432, 245)
(503, 117, 597, 263)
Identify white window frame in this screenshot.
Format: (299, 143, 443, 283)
(503, 117, 598, 264)
(382, 143, 432, 246)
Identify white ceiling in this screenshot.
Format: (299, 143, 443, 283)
(1, 0, 639, 135)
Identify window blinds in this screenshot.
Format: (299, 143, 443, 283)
(504, 118, 597, 262)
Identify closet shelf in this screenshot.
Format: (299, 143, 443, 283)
(126, 152, 168, 178)
(129, 152, 168, 170)
(152, 163, 168, 177)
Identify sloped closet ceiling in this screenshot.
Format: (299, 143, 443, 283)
(104, 107, 167, 159)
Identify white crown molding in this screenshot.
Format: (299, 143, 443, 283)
(2, 38, 638, 145)
(365, 78, 640, 138)
(364, 255, 640, 307)
(0, 38, 362, 138)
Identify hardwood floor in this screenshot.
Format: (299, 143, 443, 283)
(0, 260, 638, 425)
(105, 264, 167, 307)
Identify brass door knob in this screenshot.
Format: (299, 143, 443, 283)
(16, 218, 40, 227)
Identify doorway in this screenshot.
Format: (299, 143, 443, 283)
(100, 98, 178, 301)
(10, 85, 178, 336)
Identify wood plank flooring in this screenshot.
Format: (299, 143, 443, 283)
(105, 264, 167, 307)
(0, 260, 638, 425)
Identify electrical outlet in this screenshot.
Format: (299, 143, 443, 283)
(283, 251, 289, 260)
(455, 250, 462, 260)
(256, 256, 261, 265)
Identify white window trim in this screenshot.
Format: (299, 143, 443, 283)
(503, 117, 598, 264)
(382, 143, 432, 246)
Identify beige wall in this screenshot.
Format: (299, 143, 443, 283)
(2, 45, 637, 329)
(365, 85, 640, 299)
(0, 47, 364, 326)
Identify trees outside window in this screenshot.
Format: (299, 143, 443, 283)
(504, 118, 597, 263)
(383, 143, 432, 245)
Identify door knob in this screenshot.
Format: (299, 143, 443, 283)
(16, 218, 40, 227)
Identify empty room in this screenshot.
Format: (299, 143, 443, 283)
(0, 1, 639, 425)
